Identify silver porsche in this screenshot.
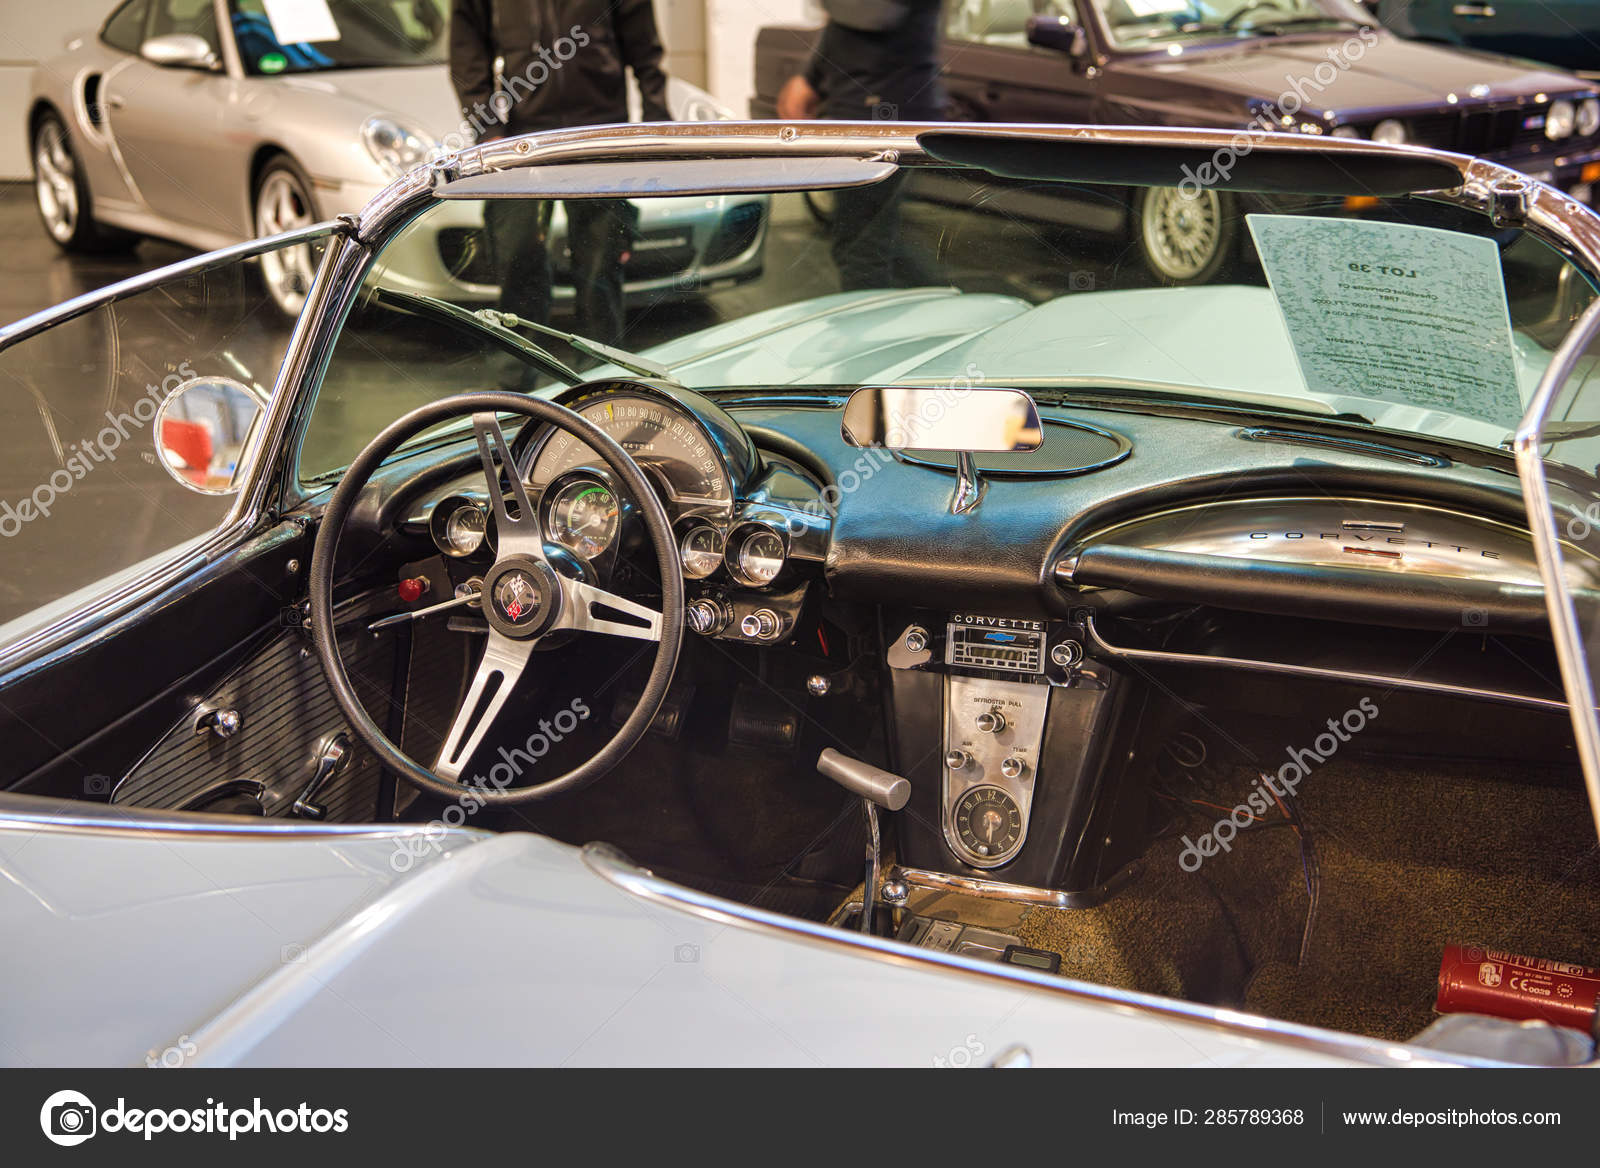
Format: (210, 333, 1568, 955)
(26, 0, 768, 315)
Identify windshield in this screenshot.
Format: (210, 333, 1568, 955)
(297, 163, 1595, 483)
(228, 0, 447, 75)
(1097, 0, 1368, 50)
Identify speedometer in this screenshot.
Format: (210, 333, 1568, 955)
(527, 390, 730, 504)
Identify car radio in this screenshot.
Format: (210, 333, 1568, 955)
(946, 617, 1047, 675)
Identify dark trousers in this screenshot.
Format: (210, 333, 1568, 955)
(485, 198, 632, 344)
(829, 171, 936, 291)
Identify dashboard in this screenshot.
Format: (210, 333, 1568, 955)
(399, 378, 1590, 653)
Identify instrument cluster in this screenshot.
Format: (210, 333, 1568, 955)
(418, 383, 830, 641)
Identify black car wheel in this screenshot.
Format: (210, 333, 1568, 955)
(1135, 186, 1237, 285)
(31, 111, 133, 253)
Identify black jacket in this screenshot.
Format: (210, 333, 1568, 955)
(804, 0, 945, 121)
(450, 0, 671, 137)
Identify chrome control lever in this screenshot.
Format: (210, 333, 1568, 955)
(817, 749, 910, 938)
(293, 732, 351, 820)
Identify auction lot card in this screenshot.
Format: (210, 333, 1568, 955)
(1247, 213, 1525, 428)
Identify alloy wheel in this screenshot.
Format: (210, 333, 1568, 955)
(34, 120, 79, 244)
(255, 166, 319, 316)
(1140, 186, 1223, 283)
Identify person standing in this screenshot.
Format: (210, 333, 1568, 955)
(450, 0, 673, 346)
(777, 0, 945, 290)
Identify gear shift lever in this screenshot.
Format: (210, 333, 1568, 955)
(817, 749, 910, 937)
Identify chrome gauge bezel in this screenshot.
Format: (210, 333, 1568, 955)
(430, 497, 493, 559)
(541, 471, 623, 561)
(679, 523, 725, 580)
(725, 522, 788, 588)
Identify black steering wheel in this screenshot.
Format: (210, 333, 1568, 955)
(309, 392, 684, 804)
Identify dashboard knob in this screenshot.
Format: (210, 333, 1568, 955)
(1000, 756, 1027, 781)
(945, 749, 972, 772)
(740, 608, 783, 642)
(1051, 640, 1083, 668)
(903, 626, 929, 654)
(975, 709, 1008, 735)
(687, 599, 729, 636)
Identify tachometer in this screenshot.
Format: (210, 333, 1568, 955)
(547, 480, 619, 559)
(527, 390, 730, 504)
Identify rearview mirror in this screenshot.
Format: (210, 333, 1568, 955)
(155, 376, 265, 495)
(1026, 16, 1087, 56)
(140, 34, 219, 70)
(841, 386, 1043, 453)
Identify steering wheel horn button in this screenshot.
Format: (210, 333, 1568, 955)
(482, 557, 563, 639)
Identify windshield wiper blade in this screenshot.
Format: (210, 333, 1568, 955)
(1250, 17, 1363, 33)
(478, 309, 678, 385)
(368, 286, 584, 386)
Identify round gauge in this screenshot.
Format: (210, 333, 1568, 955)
(547, 480, 619, 559)
(729, 526, 786, 587)
(954, 786, 1023, 863)
(527, 391, 731, 504)
(431, 498, 492, 558)
(443, 505, 487, 556)
(680, 525, 724, 579)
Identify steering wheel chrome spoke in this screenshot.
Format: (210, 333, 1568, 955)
(473, 411, 543, 557)
(435, 630, 535, 783)
(558, 578, 663, 642)
(311, 390, 684, 804)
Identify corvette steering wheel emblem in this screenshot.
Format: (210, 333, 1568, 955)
(482, 556, 562, 639)
(494, 571, 541, 624)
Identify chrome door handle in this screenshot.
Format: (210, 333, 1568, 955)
(104, 94, 126, 110)
(1452, 4, 1496, 17)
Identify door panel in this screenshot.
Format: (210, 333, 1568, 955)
(103, 0, 240, 237)
(943, 0, 1098, 124)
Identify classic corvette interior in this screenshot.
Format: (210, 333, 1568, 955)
(5, 125, 1600, 1062)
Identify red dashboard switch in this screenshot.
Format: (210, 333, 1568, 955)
(397, 577, 430, 604)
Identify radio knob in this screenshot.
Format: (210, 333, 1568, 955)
(1000, 756, 1027, 781)
(1051, 640, 1083, 668)
(945, 749, 972, 772)
(975, 709, 1007, 735)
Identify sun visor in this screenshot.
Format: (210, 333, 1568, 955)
(918, 131, 1465, 197)
(438, 157, 899, 200)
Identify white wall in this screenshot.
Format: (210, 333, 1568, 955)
(656, 0, 707, 90)
(0, 0, 106, 178)
(705, 0, 819, 117)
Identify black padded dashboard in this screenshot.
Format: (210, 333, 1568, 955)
(722, 397, 1544, 629)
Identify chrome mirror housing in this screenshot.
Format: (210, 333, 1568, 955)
(155, 376, 267, 496)
(840, 386, 1043, 453)
(840, 386, 1043, 516)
